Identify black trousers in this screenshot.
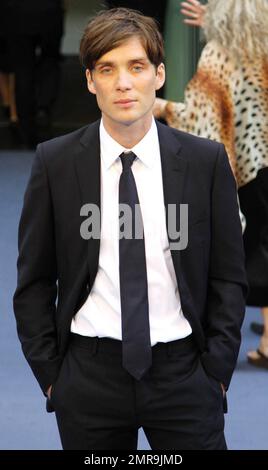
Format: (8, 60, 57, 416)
(51, 333, 226, 450)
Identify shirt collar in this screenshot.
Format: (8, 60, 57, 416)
(100, 118, 158, 170)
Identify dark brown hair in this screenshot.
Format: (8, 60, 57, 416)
(80, 8, 164, 70)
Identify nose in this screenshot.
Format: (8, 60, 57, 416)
(115, 70, 132, 91)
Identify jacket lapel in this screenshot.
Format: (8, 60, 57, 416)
(156, 121, 188, 261)
(75, 120, 101, 284)
(156, 121, 205, 348)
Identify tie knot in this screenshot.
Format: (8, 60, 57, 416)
(120, 152, 136, 172)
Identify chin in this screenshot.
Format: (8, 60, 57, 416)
(114, 113, 140, 126)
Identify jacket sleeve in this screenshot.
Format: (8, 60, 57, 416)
(13, 144, 61, 395)
(201, 143, 248, 389)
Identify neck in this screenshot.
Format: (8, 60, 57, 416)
(102, 115, 153, 148)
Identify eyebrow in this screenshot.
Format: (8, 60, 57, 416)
(95, 58, 150, 68)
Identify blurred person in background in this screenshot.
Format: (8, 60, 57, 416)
(0, 4, 17, 125)
(4, 0, 65, 148)
(154, 0, 268, 369)
(0, 43, 17, 125)
(105, 1, 167, 33)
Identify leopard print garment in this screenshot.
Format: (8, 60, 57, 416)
(164, 40, 268, 188)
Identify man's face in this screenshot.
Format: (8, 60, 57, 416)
(86, 37, 165, 130)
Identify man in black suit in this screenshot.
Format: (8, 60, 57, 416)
(14, 8, 247, 450)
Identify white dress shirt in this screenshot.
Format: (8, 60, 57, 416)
(71, 118, 192, 344)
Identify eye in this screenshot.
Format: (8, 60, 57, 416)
(100, 67, 113, 74)
(132, 65, 143, 72)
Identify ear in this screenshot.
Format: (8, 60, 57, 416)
(155, 63, 165, 91)
(86, 69, 96, 95)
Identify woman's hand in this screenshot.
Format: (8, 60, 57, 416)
(180, 0, 206, 27)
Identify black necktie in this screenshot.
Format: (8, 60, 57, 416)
(119, 151, 152, 380)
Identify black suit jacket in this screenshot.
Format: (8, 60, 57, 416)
(13, 120, 247, 395)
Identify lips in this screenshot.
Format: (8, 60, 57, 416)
(113, 99, 137, 109)
(114, 99, 136, 104)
